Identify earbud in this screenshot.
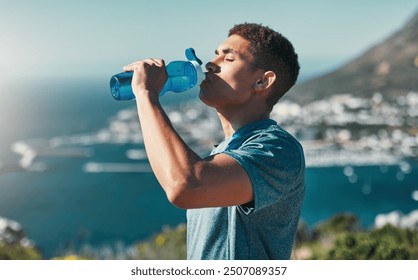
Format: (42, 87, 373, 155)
(255, 79, 266, 91)
(255, 71, 276, 90)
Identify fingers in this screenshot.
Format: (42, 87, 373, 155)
(147, 58, 165, 66)
(123, 58, 165, 72)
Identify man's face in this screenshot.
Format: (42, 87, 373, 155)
(199, 35, 263, 109)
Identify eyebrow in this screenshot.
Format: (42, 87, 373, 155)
(215, 47, 239, 56)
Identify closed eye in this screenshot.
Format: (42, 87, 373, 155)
(215, 48, 237, 61)
(225, 54, 235, 61)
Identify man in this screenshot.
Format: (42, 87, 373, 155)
(123, 23, 305, 260)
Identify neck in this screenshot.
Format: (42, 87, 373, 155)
(217, 107, 270, 139)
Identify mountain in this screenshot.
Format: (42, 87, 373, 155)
(287, 11, 418, 105)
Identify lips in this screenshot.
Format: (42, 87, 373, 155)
(200, 73, 209, 86)
(203, 72, 212, 82)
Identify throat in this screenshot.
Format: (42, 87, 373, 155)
(217, 111, 270, 140)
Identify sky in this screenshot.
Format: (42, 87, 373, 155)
(0, 0, 417, 84)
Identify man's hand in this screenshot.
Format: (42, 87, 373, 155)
(123, 58, 168, 100)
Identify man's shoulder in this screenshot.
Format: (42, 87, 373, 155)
(236, 119, 303, 152)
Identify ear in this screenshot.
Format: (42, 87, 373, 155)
(255, 71, 276, 91)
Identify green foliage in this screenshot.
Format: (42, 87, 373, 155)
(51, 224, 187, 260)
(0, 242, 42, 260)
(314, 213, 360, 237)
(134, 223, 187, 260)
(325, 224, 418, 260)
(302, 218, 418, 260)
(51, 255, 89, 260)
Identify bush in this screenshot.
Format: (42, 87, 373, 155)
(135, 224, 187, 260)
(0, 242, 42, 260)
(313, 213, 360, 237)
(294, 213, 418, 260)
(323, 224, 418, 260)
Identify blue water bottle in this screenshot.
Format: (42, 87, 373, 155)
(110, 48, 205, 100)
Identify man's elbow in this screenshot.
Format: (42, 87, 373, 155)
(167, 192, 188, 209)
(166, 189, 195, 209)
(163, 165, 204, 208)
(165, 180, 195, 209)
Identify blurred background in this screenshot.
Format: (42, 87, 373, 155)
(0, 0, 417, 259)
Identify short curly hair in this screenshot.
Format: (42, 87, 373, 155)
(229, 23, 300, 110)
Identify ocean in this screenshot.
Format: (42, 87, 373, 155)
(0, 78, 417, 258)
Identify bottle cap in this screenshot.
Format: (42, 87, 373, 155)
(185, 48, 203, 65)
(185, 48, 205, 86)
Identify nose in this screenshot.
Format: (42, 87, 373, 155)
(205, 61, 220, 73)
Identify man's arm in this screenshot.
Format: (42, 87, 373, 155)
(124, 59, 253, 209)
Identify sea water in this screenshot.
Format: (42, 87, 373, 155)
(0, 78, 417, 258)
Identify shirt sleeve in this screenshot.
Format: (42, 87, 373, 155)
(222, 131, 304, 215)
